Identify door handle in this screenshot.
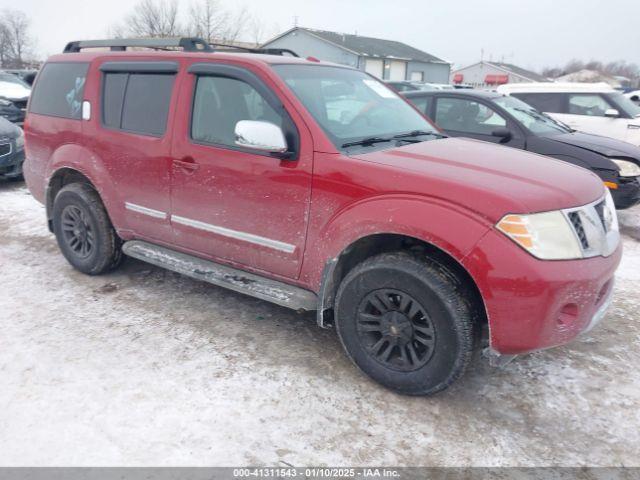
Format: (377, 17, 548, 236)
(174, 156, 199, 172)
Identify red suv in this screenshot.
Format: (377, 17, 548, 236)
(24, 38, 622, 395)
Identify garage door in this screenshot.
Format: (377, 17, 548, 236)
(389, 61, 407, 81)
(365, 58, 384, 78)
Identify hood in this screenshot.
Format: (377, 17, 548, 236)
(549, 131, 640, 159)
(0, 81, 31, 101)
(0, 117, 21, 139)
(354, 138, 604, 221)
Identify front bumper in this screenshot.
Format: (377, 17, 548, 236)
(611, 176, 640, 209)
(463, 229, 622, 355)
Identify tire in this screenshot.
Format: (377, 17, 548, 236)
(334, 252, 475, 396)
(52, 183, 123, 275)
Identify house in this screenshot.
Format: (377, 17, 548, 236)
(261, 27, 451, 83)
(451, 61, 550, 88)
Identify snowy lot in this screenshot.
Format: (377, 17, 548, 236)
(1, 180, 639, 467)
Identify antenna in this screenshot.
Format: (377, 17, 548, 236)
(293, 15, 299, 27)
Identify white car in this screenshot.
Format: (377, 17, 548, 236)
(497, 83, 640, 146)
(626, 90, 640, 106)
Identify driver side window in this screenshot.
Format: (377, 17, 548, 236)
(435, 97, 506, 135)
(191, 75, 283, 148)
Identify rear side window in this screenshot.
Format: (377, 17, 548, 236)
(511, 93, 565, 113)
(29, 62, 88, 119)
(102, 72, 175, 136)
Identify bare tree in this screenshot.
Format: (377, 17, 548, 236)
(119, 0, 181, 38)
(187, 0, 250, 44)
(0, 9, 33, 68)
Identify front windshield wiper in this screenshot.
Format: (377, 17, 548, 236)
(341, 137, 395, 148)
(512, 107, 574, 132)
(393, 130, 448, 140)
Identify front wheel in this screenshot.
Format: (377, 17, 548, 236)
(334, 252, 475, 396)
(52, 183, 123, 275)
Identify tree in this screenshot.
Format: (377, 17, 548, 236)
(0, 9, 33, 68)
(119, 0, 181, 38)
(187, 0, 249, 44)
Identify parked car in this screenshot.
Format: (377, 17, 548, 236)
(403, 89, 640, 209)
(24, 37, 621, 395)
(0, 72, 31, 124)
(497, 82, 640, 147)
(385, 80, 436, 92)
(3, 69, 38, 86)
(0, 116, 25, 180)
(625, 90, 640, 106)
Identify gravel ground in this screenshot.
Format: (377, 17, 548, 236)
(1, 180, 639, 467)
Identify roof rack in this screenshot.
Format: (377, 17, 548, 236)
(209, 43, 299, 57)
(63, 37, 213, 53)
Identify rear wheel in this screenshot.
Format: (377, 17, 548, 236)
(335, 252, 474, 396)
(52, 183, 123, 275)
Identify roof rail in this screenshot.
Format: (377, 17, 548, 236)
(63, 37, 213, 53)
(209, 43, 299, 57)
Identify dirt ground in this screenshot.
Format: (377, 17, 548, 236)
(1, 179, 639, 467)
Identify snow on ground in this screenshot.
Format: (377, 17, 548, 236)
(1, 181, 639, 466)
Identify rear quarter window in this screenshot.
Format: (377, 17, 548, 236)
(29, 62, 89, 119)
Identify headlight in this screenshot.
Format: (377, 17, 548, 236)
(14, 129, 24, 151)
(496, 211, 582, 260)
(0, 98, 12, 107)
(612, 159, 640, 177)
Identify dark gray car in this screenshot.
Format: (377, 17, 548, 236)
(0, 116, 25, 180)
(404, 89, 640, 209)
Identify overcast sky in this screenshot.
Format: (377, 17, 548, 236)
(11, 0, 640, 71)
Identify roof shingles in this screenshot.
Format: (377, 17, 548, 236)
(300, 28, 447, 64)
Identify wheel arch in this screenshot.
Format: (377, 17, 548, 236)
(46, 167, 99, 232)
(316, 232, 488, 334)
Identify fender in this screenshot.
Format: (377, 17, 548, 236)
(44, 143, 127, 232)
(301, 193, 493, 292)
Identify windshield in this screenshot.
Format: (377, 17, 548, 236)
(0, 73, 29, 88)
(493, 95, 570, 135)
(273, 65, 439, 150)
(609, 92, 640, 118)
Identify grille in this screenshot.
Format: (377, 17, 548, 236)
(568, 212, 589, 249)
(0, 143, 10, 157)
(12, 99, 27, 110)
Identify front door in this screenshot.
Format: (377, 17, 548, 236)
(170, 63, 313, 279)
(551, 93, 629, 141)
(433, 96, 525, 148)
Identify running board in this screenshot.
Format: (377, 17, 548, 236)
(122, 240, 318, 311)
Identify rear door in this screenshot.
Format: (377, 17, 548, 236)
(433, 96, 525, 148)
(169, 62, 313, 279)
(84, 60, 179, 241)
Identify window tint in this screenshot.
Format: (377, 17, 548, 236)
(102, 72, 174, 136)
(568, 94, 612, 117)
(29, 62, 88, 119)
(102, 73, 127, 128)
(409, 96, 432, 116)
(435, 97, 506, 134)
(512, 93, 565, 113)
(191, 75, 282, 147)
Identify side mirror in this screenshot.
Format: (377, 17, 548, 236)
(604, 108, 620, 118)
(492, 127, 512, 140)
(235, 120, 288, 154)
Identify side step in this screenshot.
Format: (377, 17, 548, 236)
(122, 240, 318, 311)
